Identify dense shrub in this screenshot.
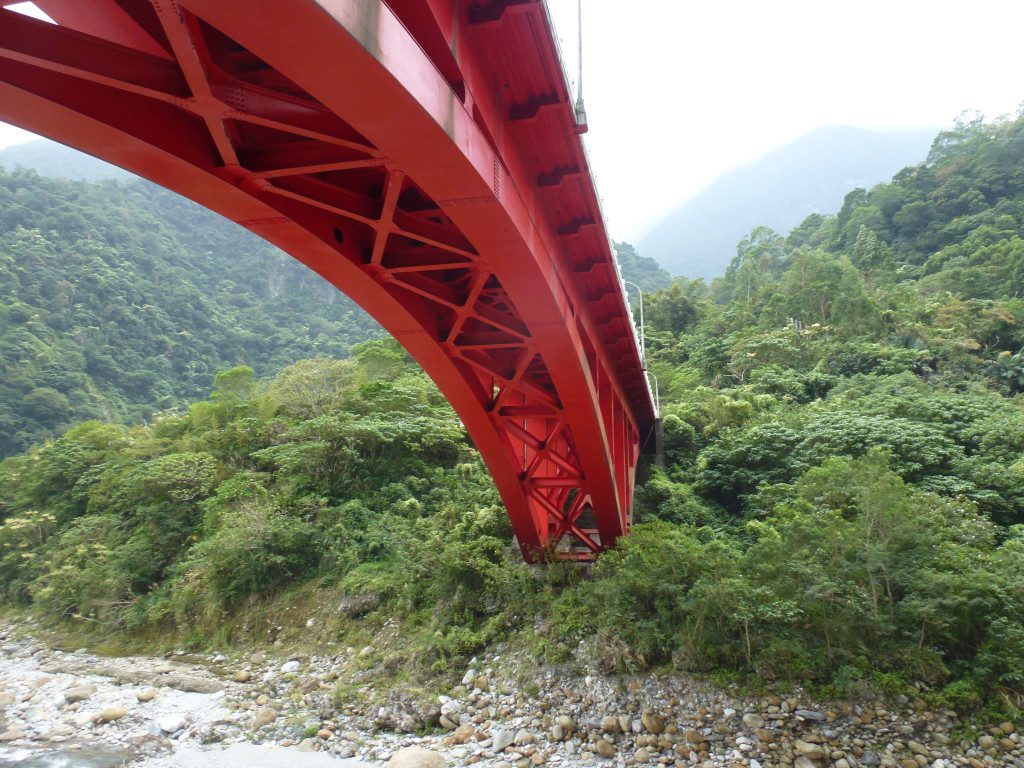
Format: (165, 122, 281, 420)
(568, 455, 1024, 700)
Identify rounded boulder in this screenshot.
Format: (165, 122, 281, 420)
(387, 746, 445, 768)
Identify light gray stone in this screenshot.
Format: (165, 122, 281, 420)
(158, 715, 187, 734)
(253, 707, 277, 730)
(63, 684, 97, 704)
(97, 705, 127, 723)
(743, 713, 765, 729)
(795, 709, 826, 722)
(387, 746, 445, 768)
(492, 728, 514, 753)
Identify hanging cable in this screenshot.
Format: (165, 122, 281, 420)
(574, 0, 588, 128)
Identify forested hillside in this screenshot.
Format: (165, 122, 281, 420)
(612, 240, 672, 292)
(1, 114, 1023, 718)
(0, 168, 381, 457)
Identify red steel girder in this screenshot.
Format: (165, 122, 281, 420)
(0, 0, 655, 561)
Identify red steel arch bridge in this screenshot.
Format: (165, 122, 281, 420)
(0, 0, 658, 562)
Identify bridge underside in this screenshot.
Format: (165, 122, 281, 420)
(0, 0, 656, 561)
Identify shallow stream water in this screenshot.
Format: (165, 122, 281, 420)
(0, 745, 131, 767)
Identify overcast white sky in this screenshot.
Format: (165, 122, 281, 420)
(1, 0, 1023, 241)
(545, 0, 1024, 239)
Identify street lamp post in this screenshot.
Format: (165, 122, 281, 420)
(623, 280, 645, 365)
(622, 279, 663, 467)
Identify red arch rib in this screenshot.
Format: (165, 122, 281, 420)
(0, 0, 656, 561)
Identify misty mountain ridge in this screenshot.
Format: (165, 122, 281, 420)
(0, 137, 129, 182)
(639, 125, 938, 280)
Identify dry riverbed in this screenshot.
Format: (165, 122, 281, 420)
(0, 622, 1020, 768)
